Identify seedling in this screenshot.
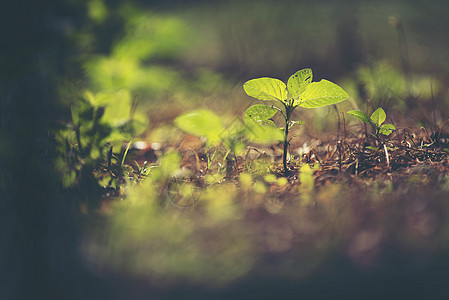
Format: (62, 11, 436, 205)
(56, 90, 148, 196)
(243, 68, 348, 174)
(347, 107, 396, 141)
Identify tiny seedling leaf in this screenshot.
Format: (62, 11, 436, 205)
(379, 123, 396, 136)
(245, 104, 278, 126)
(347, 110, 370, 124)
(298, 80, 349, 108)
(370, 107, 386, 127)
(287, 68, 313, 100)
(243, 77, 288, 102)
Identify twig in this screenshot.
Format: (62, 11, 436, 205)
(383, 144, 390, 170)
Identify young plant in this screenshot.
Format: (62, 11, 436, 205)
(347, 107, 396, 141)
(243, 68, 348, 174)
(56, 90, 147, 197)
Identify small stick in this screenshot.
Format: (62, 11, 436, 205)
(337, 141, 342, 172)
(383, 144, 390, 170)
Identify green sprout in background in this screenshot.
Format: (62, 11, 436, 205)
(243, 68, 349, 174)
(347, 107, 396, 141)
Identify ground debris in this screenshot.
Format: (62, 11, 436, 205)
(295, 129, 449, 186)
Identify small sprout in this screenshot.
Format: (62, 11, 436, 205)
(244, 68, 348, 174)
(347, 107, 396, 139)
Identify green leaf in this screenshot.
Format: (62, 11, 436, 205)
(347, 110, 370, 124)
(370, 107, 386, 127)
(243, 77, 288, 102)
(298, 80, 348, 108)
(379, 123, 396, 136)
(287, 68, 313, 100)
(86, 89, 133, 126)
(174, 109, 224, 145)
(244, 105, 282, 144)
(245, 105, 278, 126)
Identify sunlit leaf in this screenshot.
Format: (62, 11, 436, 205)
(298, 80, 348, 108)
(84, 56, 139, 91)
(287, 68, 313, 100)
(243, 103, 283, 144)
(379, 123, 395, 136)
(174, 109, 224, 145)
(370, 107, 386, 127)
(243, 78, 287, 102)
(347, 110, 370, 124)
(85, 89, 133, 126)
(244, 104, 278, 126)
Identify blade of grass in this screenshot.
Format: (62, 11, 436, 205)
(121, 140, 133, 168)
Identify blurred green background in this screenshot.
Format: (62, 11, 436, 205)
(67, 0, 449, 137)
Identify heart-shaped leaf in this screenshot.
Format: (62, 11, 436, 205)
(347, 110, 370, 124)
(298, 80, 348, 108)
(287, 68, 313, 100)
(245, 104, 278, 126)
(244, 105, 282, 144)
(370, 107, 386, 127)
(243, 77, 288, 102)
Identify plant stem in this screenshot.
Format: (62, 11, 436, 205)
(283, 106, 292, 174)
